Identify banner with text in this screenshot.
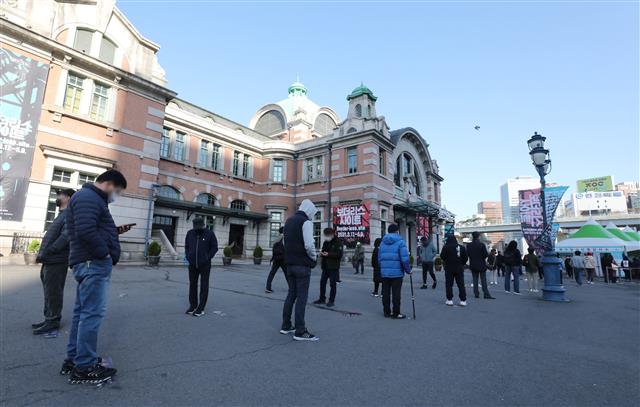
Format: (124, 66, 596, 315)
(519, 186, 568, 251)
(0, 48, 49, 221)
(333, 203, 370, 244)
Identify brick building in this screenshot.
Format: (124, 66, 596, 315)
(0, 0, 453, 261)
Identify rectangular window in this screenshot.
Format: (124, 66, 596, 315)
(173, 131, 186, 161)
(380, 208, 388, 236)
(64, 73, 84, 113)
(73, 29, 93, 54)
(44, 189, 58, 230)
(347, 147, 358, 174)
(233, 151, 251, 177)
(232, 151, 240, 176)
(379, 147, 386, 176)
(90, 82, 110, 120)
(305, 156, 323, 181)
(52, 168, 72, 183)
(211, 144, 221, 170)
(242, 154, 250, 177)
(313, 210, 323, 249)
(77, 172, 96, 186)
(160, 128, 171, 158)
(198, 140, 210, 167)
(270, 212, 283, 245)
(272, 159, 284, 183)
(98, 38, 116, 65)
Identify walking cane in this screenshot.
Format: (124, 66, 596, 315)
(409, 272, 416, 319)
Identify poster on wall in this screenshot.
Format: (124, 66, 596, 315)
(519, 186, 568, 251)
(415, 214, 430, 239)
(333, 203, 370, 244)
(0, 48, 49, 221)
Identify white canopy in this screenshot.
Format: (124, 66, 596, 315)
(556, 220, 626, 253)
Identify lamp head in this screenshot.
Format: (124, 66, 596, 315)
(527, 132, 546, 151)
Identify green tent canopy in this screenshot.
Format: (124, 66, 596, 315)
(623, 226, 640, 242)
(556, 219, 626, 253)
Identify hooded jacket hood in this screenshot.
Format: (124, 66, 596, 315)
(298, 199, 317, 220)
(382, 233, 402, 245)
(445, 235, 458, 246)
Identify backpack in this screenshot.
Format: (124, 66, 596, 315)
(272, 240, 285, 262)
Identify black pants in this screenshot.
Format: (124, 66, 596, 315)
(266, 261, 287, 290)
(282, 265, 311, 335)
(382, 277, 403, 316)
(319, 268, 338, 302)
(471, 268, 491, 298)
(40, 263, 68, 324)
(445, 269, 466, 301)
(421, 262, 436, 285)
(354, 259, 364, 274)
(188, 264, 211, 311)
(497, 265, 505, 277)
(373, 281, 381, 294)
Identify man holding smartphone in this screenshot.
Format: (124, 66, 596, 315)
(313, 228, 343, 307)
(62, 170, 130, 385)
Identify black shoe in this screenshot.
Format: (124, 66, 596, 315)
(61, 357, 103, 375)
(193, 309, 205, 317)
(393, 314, 407, 319)
(432, 283, 437, 289)
(420, 284, 428, 289)
(69, 363, 117, 385)
(186, 307, 196, 315)
(33, 322, 59, 335)
(32, 320, 46, 329)
(326, 301, 335, 307)
(265, 289, 274, 294)
(293, 330, 319, 341)
(475, 294, 480, 298)
(312, 299, 325, 305)
(353, 271, 359, 275)
(484, 295, 496, 299)
(384, 313, 392, 318)
(279, 326, 295, 334)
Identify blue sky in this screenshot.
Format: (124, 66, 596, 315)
(119, 0, 639, 217)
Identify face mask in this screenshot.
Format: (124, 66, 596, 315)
(323, 236, 333, 242)
(55, 198, 62, 207)
(108, 192, 119, 204)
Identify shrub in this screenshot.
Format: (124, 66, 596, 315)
(27, 240, 40, 253)
(409, 255, 414, 267)
(434, 256, 443, 267)
(223, 246, 233, 257)
(253, 245, 263, 258)
(147, 241, 162, 257)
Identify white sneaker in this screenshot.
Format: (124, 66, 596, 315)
(445, 300, 454, 306)
(459, 301, 467, 307)
(505, 290, 511, 294)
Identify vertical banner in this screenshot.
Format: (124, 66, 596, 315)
(0, 48, 49, 221)
(333, 203, 370, 244)
(415, 214, 430, 239)
(519, 186, 568, 250)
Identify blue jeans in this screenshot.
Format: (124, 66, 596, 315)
(504, 265, 520, 293)
(282, 265, 311, 335)
(66, 257, 112, 368)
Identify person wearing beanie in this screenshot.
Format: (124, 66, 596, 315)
(184, 217, 218, 316)
(378, 224, 411, 319)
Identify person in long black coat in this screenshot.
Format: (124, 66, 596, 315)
(371, 238, 382, 296)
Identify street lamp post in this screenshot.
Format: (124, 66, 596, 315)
(526, 132, 567, 302)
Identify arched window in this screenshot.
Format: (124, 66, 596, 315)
(158, 185, 181, 200)
(73, 28, 93, 54)
(255, 110, 285, 135)
(196, 193, 216, 206)
(230, 199, 247, 211)
(347, 127, 358, 134)
(98, 37, 117, 64)
(355, 104, 362, 118)
(314, 113, 336, 136)
(413, 163, 421, 196)
(367, 104, 372, 117)
(395, 157, 402, 186)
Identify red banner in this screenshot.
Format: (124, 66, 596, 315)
(333, 203, 370, 244)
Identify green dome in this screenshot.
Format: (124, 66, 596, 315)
(347, 82, 377, 101)
(288, 80, 307, 97)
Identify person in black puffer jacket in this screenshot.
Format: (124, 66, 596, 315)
(185, 217, 218, 316)
(63, 170, 129, 384)
(440, 235, 469, 306)
(32, 188, 75, 335)
(503, 240, 523, 294)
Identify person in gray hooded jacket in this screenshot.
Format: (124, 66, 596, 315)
(281, 199, 319, 341)
(417, 236, 437, 289)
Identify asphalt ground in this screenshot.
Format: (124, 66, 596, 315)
(1, 262, 639, 407)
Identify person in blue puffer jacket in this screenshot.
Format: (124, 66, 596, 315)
(378, 224, 411, 319)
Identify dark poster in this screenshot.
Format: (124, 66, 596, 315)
(0, 48, 49, 221)
(333, 203, 370, 244)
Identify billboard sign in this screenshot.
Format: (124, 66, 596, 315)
(576, 176, 613, 193)
(333, 203, 370, 244)
(0, 48, 49, 221)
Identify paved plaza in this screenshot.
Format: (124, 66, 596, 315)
(1, 262, 639, 407)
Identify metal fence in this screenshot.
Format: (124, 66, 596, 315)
(10, 232, 44, 254)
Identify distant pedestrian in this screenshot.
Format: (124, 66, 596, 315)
(496, 251, 505, 277)
(33, 188, 75, 335)
(281, 199, 319, 341)
(417, 236, 437, 289)
(265, 226, 286, 293)
(185, 217, 218, 316)
(601, 253, 617, 283)
(313, 228, 343, 307)
(621, 255, 631, 281)
(488, 248, 498, 285)
(440, 235, 469, 306)
(63, 170, 130, 384)
(584, 252, 596, 284)
(523, 247, 540, 292)
(503, 240, 522, 295)
(371, 238, 382, 297)
(378, 224, 411, 319)
(564, 257, 573, 278)
(466, 232, 494, 299)
(352, 242, 365, 274)
(571, 250, 585, 286)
